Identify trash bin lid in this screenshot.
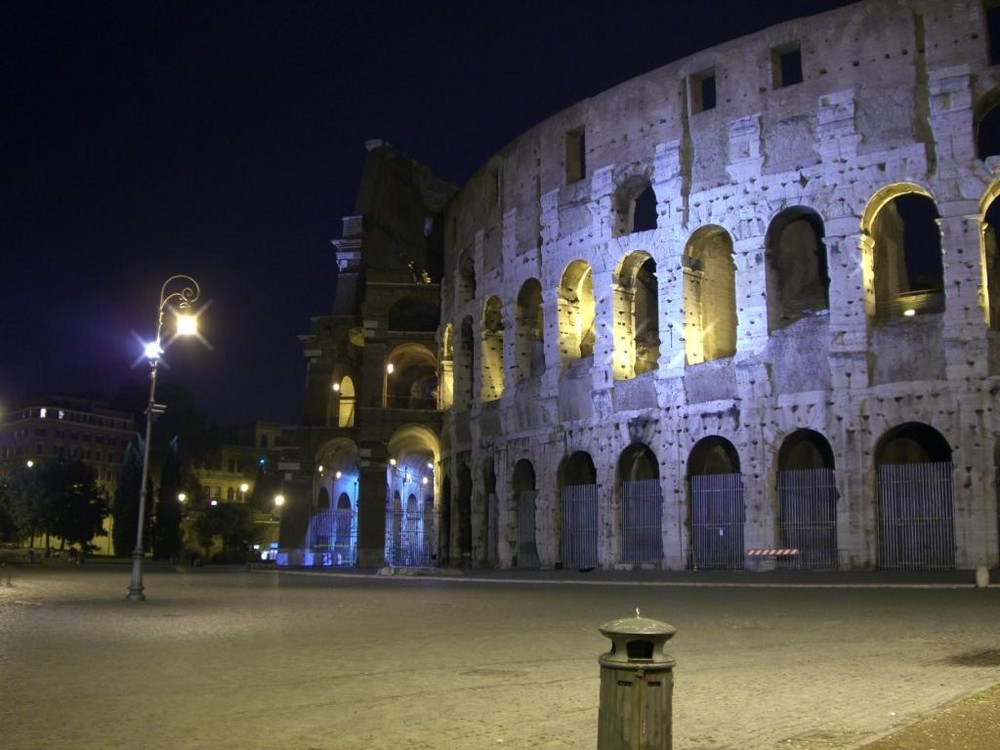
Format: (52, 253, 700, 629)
(598, 608, 676, 664)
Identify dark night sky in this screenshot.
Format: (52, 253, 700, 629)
(2, 0, 857, 425)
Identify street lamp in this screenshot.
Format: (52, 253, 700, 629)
(240, 482, 249, 504)
(126, 274, 201, 603)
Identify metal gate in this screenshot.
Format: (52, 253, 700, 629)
(385, 503, 436, 567)
(305, 508, 357, 567)
(620, 478, 663, 564)
(777, 468, 838, 569)
(561, 484, 598, 569)
(518, 489, 539, 569)
(690, 473, 745, 570)
(487, 492, 498, 564)
(877, 462, 954, 569)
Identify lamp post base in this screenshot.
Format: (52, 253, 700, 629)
(126, 551, 146, 602)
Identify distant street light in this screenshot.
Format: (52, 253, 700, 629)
(126, 274, 201, 603)
(240, 482, 249, 504)
(274, 494, 286, 508)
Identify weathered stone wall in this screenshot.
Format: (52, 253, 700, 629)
(440, 0, 1000, 570)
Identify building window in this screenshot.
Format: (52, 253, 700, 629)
(566, 128, 586, 183)
(772, 42, 803, 88)
(690, 69, 717, 113)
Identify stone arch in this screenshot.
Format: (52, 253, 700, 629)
(612, 174, 657, 236)
(861, 184, 943, 321)
(979, 184, 1000, 330)
(873, 422, 954, 569)
(480, 295, 504, 401)
(687, 436, 744, 569)
(458, 251, 476, 303)
(617, 443, 663, 565)
(683, 225, 737, 364)
(613, 251, 659, 379)
(515, 279, 545, 381)
(385, 342, 437, 410)
(776, 430, 838, 569)
(308, 438, 360, 567)
(317, 487, 330, 510)
(386, 424, 439, 567)
(511, 458, 538, 568)
(765, 207, 829, 332)
(558, 451, 598, 569)
(558, 260, 596, 369)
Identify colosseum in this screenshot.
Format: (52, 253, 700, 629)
(286, 0, 1000, 573)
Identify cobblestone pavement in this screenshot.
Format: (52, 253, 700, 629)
(0, 564, 997, 750)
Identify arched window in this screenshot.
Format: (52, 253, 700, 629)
(480, 296, 504, 401)
(515, 279, 544, 381)
(337, 376, 355, 427)
(558, 260, 595, 370)
(613, 253, 659, 379)
(766, 208, 829, 332)
(684, 226, 737, 364)
(612, 176, 657, 236)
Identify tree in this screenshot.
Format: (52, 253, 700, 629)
(112, 437, 146, 557)
(44, 459, 108, 555)
(0, 477, 20, 542)
(151, 437, 183, 560)
(191, 503, 258, 562)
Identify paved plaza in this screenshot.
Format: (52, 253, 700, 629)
(1, 564, 998, 749)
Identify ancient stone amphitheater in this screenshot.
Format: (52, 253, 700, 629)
(301, 0, 1000, 572)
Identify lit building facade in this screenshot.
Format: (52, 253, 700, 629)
(293, 0, 1000, 571)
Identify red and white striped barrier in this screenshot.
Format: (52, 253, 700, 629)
(746, 548, 799, 556)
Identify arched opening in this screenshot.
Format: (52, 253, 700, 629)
(385, 343, 438, 410)
(558, 451, 598, 569)
(511, 459, 538, 568)
(687, 436, 744, 569)
(480, 296, 504, 401)
(558, 260, 596, 370)
(337, 376, 356, 427)
(776, 430, 837, 569)
(981, 191, 1000, 330)
(683, 226, 737, 364)
(874, 423, 954, 569)
(617, 443, 662, 565)
(385, 425, 438, 567)
(483, 459, 498, 565)
(515, 279, 545, 381)
(613, 252, 660, 379)
(612, 176, 657, 236)
(459, 251, 476, 303)
(306, 439, 359, 567)
(862, 186, 944, 321)
(765, 208, 829, 332)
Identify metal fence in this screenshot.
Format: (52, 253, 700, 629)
(385, 505, 436, 567)
(561, 484, 598, 569)
(518, 490, 540, 569)
(690, 473, 745, 570)
(777, 467, 839, 569)
(620, 478, 663, 564)
(877, 462, 955, 570)
(304, 508, 357, 567)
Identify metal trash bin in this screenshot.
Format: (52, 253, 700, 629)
(597, 609, 677, 750)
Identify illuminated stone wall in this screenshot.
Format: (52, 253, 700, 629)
(437, 0, 1000, 570)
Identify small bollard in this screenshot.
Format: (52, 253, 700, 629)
(597, 609, 676, 750)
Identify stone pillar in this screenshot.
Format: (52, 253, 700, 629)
(356, 456, 388, 567)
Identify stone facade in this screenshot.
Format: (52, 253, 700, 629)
(300, 0, 1000, 571)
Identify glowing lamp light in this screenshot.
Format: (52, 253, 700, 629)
(386, 362, 394, 374)
(389, 458, 397, 466)
(422, 476, 429, 485)
(175, 311, 199, 336)
(335, 471, 342, 479)
(210, 499, 219, 506)
(240, 483, 249, 493)
(903, 308, 916, 317)
(274, 494, 286, 507)
(332, 382, 340, 392)
(144, 341, 163, 360)
(178, 493, 187, 503)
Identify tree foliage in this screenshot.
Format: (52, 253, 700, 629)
(151, 436, 184, 559)
(192, 502, 258, 562)
(112, 437, 146, 556)
(0, 458, 107, 550)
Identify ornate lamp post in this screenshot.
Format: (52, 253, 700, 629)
(126, 274, 201, 602)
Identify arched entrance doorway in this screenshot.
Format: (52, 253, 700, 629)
(511, 459, 538, 568)
(559, 451, 598, 569)
(875, 423, 954, 569)
(688, 437, 744, 569)
(618, 444, 662, 565)
(776, 430, 838, 569)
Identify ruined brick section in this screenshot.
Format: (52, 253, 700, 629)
(436, 0, 1000, 572)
